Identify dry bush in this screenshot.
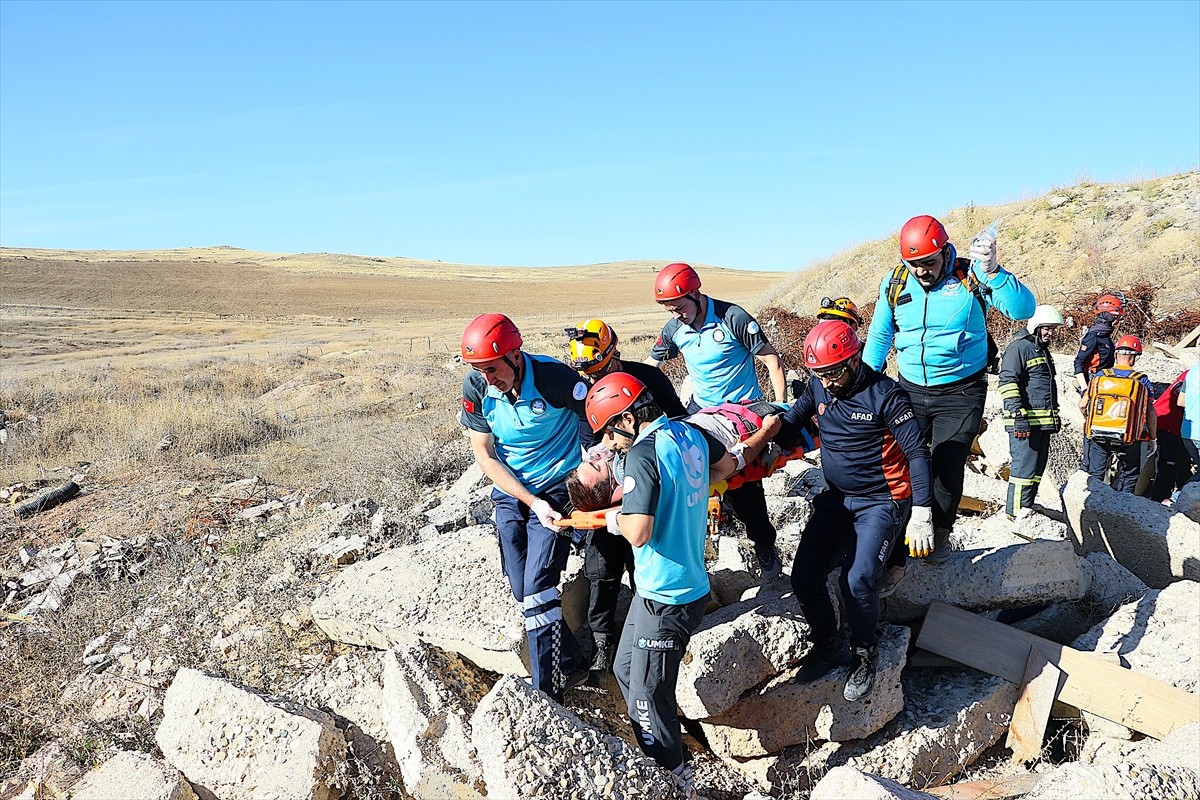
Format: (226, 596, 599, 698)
(1059, 281, 1200, 346)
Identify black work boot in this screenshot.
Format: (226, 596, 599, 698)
(794, 633, 852, 683)
(843, 644, 879, 702)
(587, 634, 612, 686)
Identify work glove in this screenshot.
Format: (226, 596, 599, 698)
(968, 235, 999, 274)
(530, 498, 562, 529)
(905, 506, 935, 558)
(1012, 412, 1032, 441)
(1147, 439, 1159, 458)
(1074, 375, 1088, 395)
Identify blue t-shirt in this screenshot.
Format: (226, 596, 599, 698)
(650, 296, 770, 407)
(619, 416, 725, 605)
(1182, 368, 1200, 443)
(460, 354, 589, 494)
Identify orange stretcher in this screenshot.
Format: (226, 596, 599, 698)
(552, 507, 620, 530)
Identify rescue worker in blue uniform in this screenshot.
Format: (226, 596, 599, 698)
(459, 313, 589, 701)
(646, 262, 788, 580)
(864, 215, 1034, 563)
(1073, 294, 1124, 394)
(585, 372, 742, 779)
(563, 318, 687, 685)
(999, 305, 1064, 525)
(777, 321, 933, 701)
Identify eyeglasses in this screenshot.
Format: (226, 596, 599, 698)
(904, 253, 941, 270)
(812, 362, 850, 382)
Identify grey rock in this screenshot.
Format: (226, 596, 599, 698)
(810, 766, 938, 800)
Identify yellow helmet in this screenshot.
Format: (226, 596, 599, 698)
(564, 319, 618, 375)
(816, 296, 863, 328)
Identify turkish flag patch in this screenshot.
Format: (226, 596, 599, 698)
(462, 398, 476, 414)
(655, 336, 663, 348)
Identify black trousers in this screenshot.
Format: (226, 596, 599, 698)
(614, 594, 708, 771)
(1006, 429, 1052, 517)
(1151, 431, 1200, 501)
(584, 528, 635, 637)
(724, 479, 778, 558)
(900, 373, 988, 531)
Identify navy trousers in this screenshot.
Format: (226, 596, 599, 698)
(493, 482, 583, 696)
(790, 489, 910, 647)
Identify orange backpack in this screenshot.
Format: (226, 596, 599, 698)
(1084, 369, 1151, 446)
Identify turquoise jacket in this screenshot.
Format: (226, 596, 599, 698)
(863, 245, 1035, 386)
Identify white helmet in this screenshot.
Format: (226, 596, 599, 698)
(1026, 305, 1064, 333)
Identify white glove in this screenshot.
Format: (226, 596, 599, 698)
(969, 235, 999, 274)
(1147, 439, 1159, 458)
(905, 506, 935, 558)
(604, 508, 621, 534)
(530, 498, 562, 529)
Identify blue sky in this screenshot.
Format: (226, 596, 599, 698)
(1, 1, 1197, 271)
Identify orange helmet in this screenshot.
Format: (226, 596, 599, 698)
(817, 297, 863, 327)
(803, 320, 862, 370)
(899, 215, 949, 261)
(585, 372, 654, 433)
(1115, 335, 1142, 354)
(1095, 294, 1125, 317)
(461, 313, 522, 363)
(565, 319, 618, 375)
(654, 263, 701, 301)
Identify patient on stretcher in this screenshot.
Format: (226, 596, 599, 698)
(566, 401, 819, 513)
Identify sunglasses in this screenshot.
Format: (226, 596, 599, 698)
(812, 362, 850, 382)
(904, 253, 941, 270)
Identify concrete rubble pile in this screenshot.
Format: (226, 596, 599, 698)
(2, 534, 159, 616)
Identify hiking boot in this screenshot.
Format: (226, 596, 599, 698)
(587, 634, 613, 686)
(756, 545, 783, 581)
(924, 527, 953, 565)
(877, 564, 907, 599)
(843, 644, 879, 702)
(671, 762, 698, 800)
(550, 664, 590, 704)
(794, 633, 852, 683)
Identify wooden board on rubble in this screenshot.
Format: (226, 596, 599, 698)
(917, 602, 1200, 740)
(1006, 646, 1063, 763)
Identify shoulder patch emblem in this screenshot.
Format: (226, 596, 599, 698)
(531, 399, 546, 415)
(572, 381, 588, 401)
(462, 398, 475, 414)
(623, 475, 637, 495)
(747, 321, 760, 334)
(712, 329, 726, 343)
(1079, 345, 1088, 351)
(818, 402, 827, 415)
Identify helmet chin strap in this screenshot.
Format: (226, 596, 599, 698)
(502, 353, 522, 401)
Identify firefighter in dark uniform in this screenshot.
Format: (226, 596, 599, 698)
(775, 321, 933, 702)
(563, 318, 687, 685)
(1073, 294, 1124, 394)
(999, 305, 1064, 525)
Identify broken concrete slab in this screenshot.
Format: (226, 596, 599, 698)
(810, 766, 938, 800)
(310, 525, 587, 676)
(709, 535, 761, 607)
(676, 588, 813, 720)
(156, 668, 346, 800)
(729, 668, 1016, 795)
(69, 751, 197, 800)
(1063, 471, 1200, 588)
(885, 540, 1088, 623)
(381, 638, 489, 798)
(1023, 760, 1199, 800)
(470, 675, 685, 799)
(701, 625, 908, 757)
(1174, 481, 1200, 523)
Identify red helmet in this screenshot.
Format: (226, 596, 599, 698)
(899, 215, 949, 260)
(1095, 294, 1124, 317)
(1115, 335, 1143, 354)
(803, 320, 862, 370)
(461, 313, 522, 363)
(654, 263, 701, 301)
(585, 372, 653, 433)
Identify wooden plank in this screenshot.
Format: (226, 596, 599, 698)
(924, 774, 1041, 800)
(1006, 646, 1063, 763)
(909, 648, 963, 669)
(1177, 324, 1200, 349)
(917, 602, 1200, 740)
